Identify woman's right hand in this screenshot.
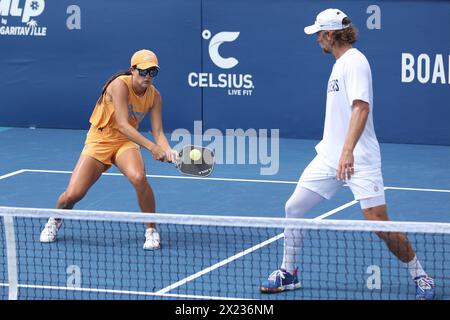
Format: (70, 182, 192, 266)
(150, 144, 166, 161)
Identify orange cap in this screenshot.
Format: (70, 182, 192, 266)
(131, 49, 159, 69)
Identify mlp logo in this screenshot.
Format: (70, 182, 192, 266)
(0, 0, 47, 37)
(188, 29, 254, 96)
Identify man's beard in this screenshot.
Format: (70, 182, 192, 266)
(322, 46, 332, 54)
(321, 39, 334, 54)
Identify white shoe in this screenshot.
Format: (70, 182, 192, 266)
(40, 218, 62, 243)
(143, 227, 160, 250)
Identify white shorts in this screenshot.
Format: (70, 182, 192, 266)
(299, 155, 386, 209)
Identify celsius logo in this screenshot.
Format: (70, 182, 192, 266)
(203, 30, 240, 69)
(0, 0, 47, 36)
(188, 29, 254, 96)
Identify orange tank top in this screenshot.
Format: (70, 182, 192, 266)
(89, 75, 156, 131)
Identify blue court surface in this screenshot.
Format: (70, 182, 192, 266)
(0, 128, 449, 300)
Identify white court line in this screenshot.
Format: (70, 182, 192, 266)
(385, 186, 450, 193)
(0, 169, 26, 180)
(22, 169, 295, 185)
(0, 283, 250, 300)
(313, 200, 359, 220)
(19, 169, 450, 192)
(155, 199, 358, 295)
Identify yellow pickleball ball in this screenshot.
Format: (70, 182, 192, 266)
(189, 149, 202, 161)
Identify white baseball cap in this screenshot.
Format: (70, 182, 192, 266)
(304, 8, 350, 35)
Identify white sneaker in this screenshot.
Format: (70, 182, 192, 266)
(40, 218, 62, 243)
(143, 227, 160, 250)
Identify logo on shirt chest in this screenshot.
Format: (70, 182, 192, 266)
(327, 79, 340, 93)
(127, 105, 146, 123)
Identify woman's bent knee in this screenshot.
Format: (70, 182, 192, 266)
(128, 172, 148, 188)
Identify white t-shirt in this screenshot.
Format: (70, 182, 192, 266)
(315, 48, 381, 170)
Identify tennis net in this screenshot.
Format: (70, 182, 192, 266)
(0, 206, 449, 300)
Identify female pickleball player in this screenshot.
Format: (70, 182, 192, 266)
(40, 49, 173, 250)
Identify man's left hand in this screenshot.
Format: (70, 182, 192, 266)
(337, 149, 354, 181)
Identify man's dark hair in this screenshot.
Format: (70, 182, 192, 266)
(332, 17, 358, 45)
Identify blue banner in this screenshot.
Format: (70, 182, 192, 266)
(1, 0, 449, 145)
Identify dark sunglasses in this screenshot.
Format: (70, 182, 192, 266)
(136, 67, 159, 78)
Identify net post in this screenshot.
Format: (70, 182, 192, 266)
(4, 216, 18, 300)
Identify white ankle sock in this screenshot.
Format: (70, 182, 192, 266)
(406, 255, 427, 279)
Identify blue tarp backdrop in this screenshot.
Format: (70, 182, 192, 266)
(1, 0, 449, 145)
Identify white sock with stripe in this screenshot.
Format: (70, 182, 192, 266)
(406, 255, 427, 279)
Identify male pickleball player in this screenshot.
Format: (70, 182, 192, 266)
(260, 9, 435, 300)
(40, 50, 174, 250)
